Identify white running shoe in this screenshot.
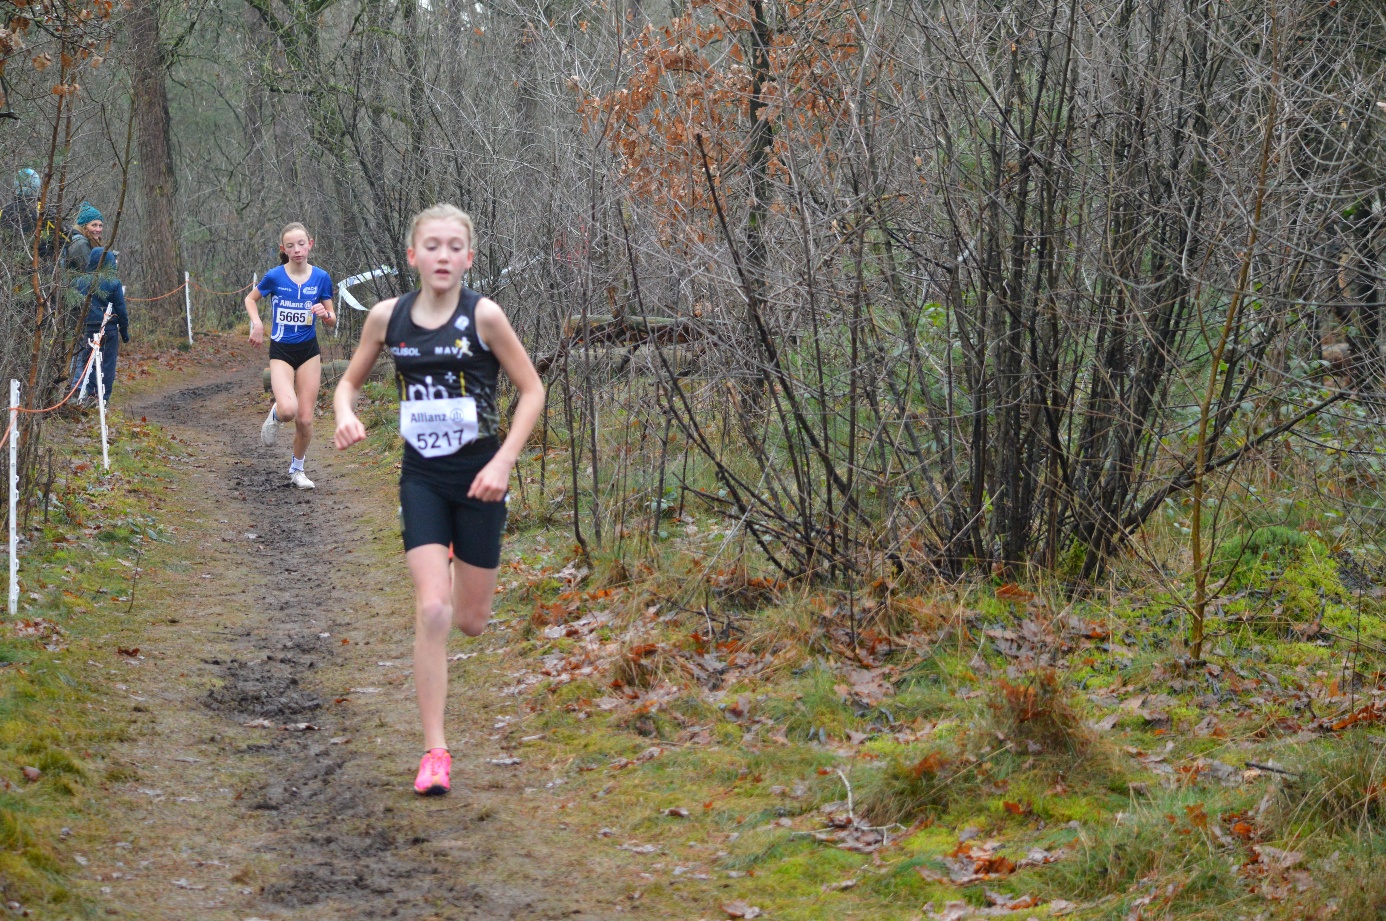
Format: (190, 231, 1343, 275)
(289, 470, 315, 490)
(261, 407, 281, 446)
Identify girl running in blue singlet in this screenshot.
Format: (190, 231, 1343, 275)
(333, 205, 544, 795)
(244, 222, 337, 488)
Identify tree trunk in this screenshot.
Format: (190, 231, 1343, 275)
(129, 0, 183, 327)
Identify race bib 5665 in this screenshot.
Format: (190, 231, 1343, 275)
(276, 306, 312, 327)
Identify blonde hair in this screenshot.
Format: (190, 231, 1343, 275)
(278, 221, 310, 265)
(408, 204, 474, 251)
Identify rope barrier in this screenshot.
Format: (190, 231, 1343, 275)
(0, 346, 99, 451)
(5, 311, 112, 614)
(125, 281, 187, 303)
(190, 278, 254, 297)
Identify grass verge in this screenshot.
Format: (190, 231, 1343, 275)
(0, 403, 189, 914)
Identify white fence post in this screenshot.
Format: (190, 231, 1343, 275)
(78, 307, 112, 403)
(184, 271, 194, 345)
(94, 344, 109, 471)
(78, 333, 92, 402)
(8, 379, 17, 617)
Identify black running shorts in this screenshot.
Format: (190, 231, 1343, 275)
(399, 449, 507, 568)
(269, 338, 321, 370)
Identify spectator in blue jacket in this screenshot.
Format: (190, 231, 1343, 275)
(69, 246, 130, 404)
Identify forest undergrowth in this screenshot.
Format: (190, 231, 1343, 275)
(464, 397, 1386, 920)
(4, 345, 1386, 920)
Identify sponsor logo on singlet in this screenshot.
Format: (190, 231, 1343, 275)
(391, 344, 421, 357)
(433, 337, 473, 358)
(404, 376, 451, 401)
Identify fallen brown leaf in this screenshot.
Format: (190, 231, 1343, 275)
(986, 890, 1040, 909)
(995, 583, 1036, 603)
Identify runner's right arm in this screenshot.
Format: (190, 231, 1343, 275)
(332, 298, 396, 450)
(244, 288, 265, 345)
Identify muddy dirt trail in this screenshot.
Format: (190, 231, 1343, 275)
(75, 357, 625, 920)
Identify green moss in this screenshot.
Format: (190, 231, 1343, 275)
(887, 682, 959, 724)
(1167, 705, 1199, 725)
(1032, 793, 1109, 826)
(719, 828, 811, 870)
(896, 825, 956, 856)
(669, 693, 719, 724)
(762, 667, 858, 742)
(548, 678, 604, 705)
(864, 854, 953, 903)
(759, 847, 863, 887)
(1212, 525, 1307, 583)
(1268, 641, 1333, 667)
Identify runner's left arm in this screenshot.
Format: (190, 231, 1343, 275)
(312, 296, 337, 328)
(469, 299, 544, 502)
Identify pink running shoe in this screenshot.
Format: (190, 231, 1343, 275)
(414, 747, 451, 796)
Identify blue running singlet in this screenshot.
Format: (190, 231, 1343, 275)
(257, 265, 334, 344)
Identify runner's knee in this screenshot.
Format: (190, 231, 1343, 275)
(277, 396, 299, 420)
(416, 598, 452, 636)
(454, 600, 490, 637)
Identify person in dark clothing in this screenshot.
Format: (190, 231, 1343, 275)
(69, 246, 129, 404)
(1, 169, 40, 239)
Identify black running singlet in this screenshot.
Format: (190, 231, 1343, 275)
(386, 288, 501, 474)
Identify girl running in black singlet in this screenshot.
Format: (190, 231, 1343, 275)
(333, 205, 543, 795)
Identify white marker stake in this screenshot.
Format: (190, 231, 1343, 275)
(184, 271, 193, 345)
(94, 345, 109, 471)
(77, 334, 92, 402)
(78, 307, 113, 403)
(8, 380, 17, 617)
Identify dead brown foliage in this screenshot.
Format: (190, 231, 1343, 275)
(987, 668, 1091, 757)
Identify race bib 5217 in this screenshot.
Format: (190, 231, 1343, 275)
(400, 396, 477, 458)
